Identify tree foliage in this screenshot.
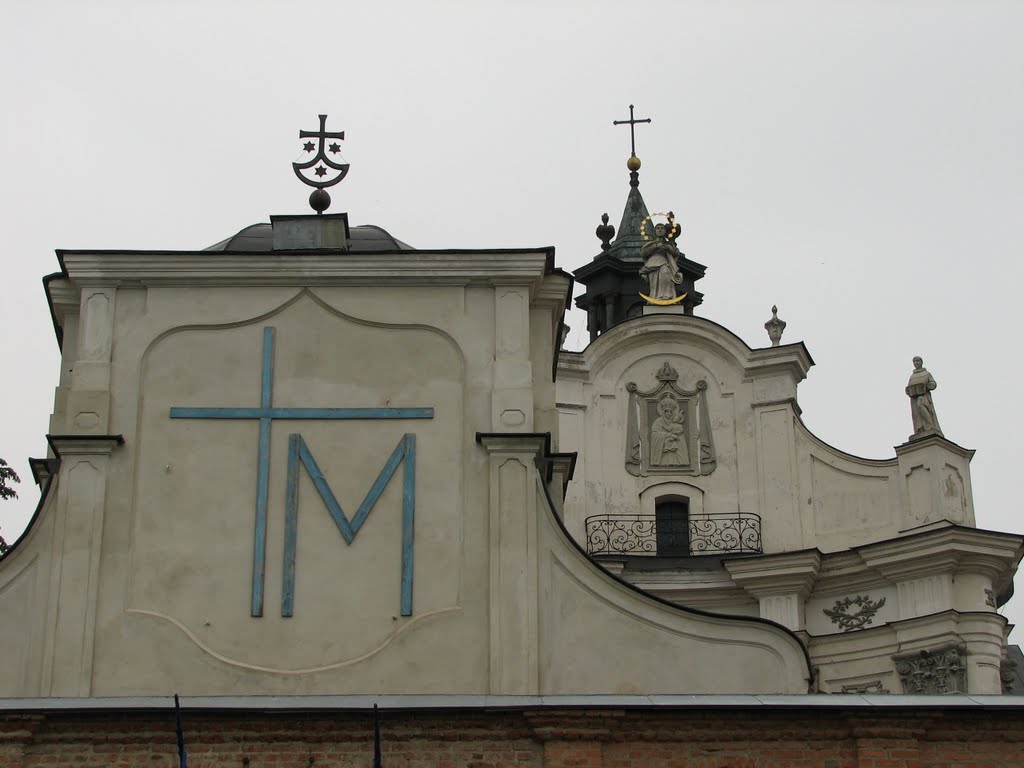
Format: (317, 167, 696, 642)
(0, 458, 20, 555)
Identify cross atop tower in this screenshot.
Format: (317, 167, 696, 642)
(613, 104, 652, 159)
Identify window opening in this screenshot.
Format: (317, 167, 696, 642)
(655, 498, 689, 556)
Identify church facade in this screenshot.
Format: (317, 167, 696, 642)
(0, 208, 816, 698)
(0, 118, 1023, 765)
(561, 157, 1021, 697)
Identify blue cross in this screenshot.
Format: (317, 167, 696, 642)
(170, 326, 433, 617)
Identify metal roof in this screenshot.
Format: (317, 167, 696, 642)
(2, 694, 1024, 712)
(205, 223, 413, 251)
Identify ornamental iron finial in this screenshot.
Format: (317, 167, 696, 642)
(613, 104, 652, 160)
(293, 114, 350, 214)
(614, 104, 651, 188)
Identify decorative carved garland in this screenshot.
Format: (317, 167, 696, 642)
(823, 595, 886, 631)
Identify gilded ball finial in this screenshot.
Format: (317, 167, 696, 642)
(627, 155, 642, 172)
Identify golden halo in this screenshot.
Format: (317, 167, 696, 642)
(639, 212, 681, 241)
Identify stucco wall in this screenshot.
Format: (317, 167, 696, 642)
(555, 314, 976, 556)
(0, 247, 813, 697)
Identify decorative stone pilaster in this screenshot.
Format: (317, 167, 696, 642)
(745, 344, 812, 553)
(66, 286, 116, 434)
(492, 288, 535, 431)
(45, 278, 81, 436)
(725, 550, 821, 630)
(42, 434, 123, 696)
(476, 433, 549, 695)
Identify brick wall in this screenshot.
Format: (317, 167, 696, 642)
(1, 706, 1022, 768)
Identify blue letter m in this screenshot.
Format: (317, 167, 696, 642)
(282, 433, 416, 618)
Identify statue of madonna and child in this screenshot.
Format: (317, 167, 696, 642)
(639, 216, 684, 302)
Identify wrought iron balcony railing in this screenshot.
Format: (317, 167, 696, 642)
(584, 512, 763, 557)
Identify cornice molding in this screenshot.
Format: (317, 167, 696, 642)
(857, 525, 1024, 581)
(724, 550, 823, 597)
(475, 432, 552, 457)
(894, 433, 976, 460)
(46, 434, 124, 457)
(57, 251, 553, 290)
(744, 343, 814, 383)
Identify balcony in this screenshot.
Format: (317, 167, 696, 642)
(584, 512, 763, 557)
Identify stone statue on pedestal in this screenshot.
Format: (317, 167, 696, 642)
(639, 222, 683, 301)
(906, 356, 943, 440)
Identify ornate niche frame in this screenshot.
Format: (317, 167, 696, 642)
(625, 361, 716, 477)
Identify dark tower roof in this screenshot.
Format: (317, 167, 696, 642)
(205, 223, 413, 252)
(608, 176, 650, 260)
(574, 159, 706, 342)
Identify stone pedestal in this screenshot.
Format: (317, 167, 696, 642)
(894, 435, 975, 528)
(270, 213, 349, 250)
(641, 304, 686, 317)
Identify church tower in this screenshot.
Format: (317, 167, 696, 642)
(574, 106, 706, 340)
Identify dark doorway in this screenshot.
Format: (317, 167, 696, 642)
(655, 499, 690, 556)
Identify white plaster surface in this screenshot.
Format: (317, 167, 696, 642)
(0, 248, 813, 696)
(554, 313, 1023, 694)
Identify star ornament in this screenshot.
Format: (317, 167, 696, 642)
(303, 141, 315, 152)
(328, 142, 341, 154)
(314, 165, 327, 177)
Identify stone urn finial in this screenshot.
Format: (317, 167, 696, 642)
(765, 305, 786, 347)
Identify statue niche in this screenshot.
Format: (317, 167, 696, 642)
(625, 361, 716, 477)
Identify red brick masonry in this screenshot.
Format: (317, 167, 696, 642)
(1, 704, 1023, 768)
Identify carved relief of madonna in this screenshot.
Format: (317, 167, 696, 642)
(650, 394, 688, 466)
(625, 362, 716, 477)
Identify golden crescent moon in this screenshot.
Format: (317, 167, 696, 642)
(640, 292, 688, 306)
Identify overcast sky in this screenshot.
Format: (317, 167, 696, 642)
(2, 0, 1023, 630)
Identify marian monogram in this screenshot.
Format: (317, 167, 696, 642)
(170, 327, 433, 618)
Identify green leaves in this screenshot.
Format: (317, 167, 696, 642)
(0, 458, 19, 502)
(0, 458, 21, 555)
